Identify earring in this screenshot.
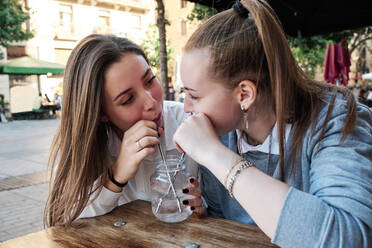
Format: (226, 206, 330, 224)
(244, 113, 249, 131)
(241, 105, 249, 131)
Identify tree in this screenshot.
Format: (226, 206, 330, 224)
(141, 24, 173, 77)
(155, 0, 172, 100)
(0, 0, 33, 59)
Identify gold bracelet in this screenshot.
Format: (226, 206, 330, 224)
(227, 160, 254, 198)
(224, 158, 245, 188)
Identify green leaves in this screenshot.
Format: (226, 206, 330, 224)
(141, 24, 173, 72)
(0, 0, 33, 48)
(187, 4, 217, 22)
(287, 27, 372, 78)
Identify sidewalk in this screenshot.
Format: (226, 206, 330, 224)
(0, 119, 59, 242)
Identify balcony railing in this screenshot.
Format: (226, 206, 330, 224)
(96, 0, 151, 11)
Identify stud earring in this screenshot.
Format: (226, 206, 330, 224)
(241, 105, 247, 112)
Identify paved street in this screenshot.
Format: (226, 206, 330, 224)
(0, 119, 59, 242)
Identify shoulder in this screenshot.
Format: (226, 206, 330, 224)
(163, 101, 188, 124)
(317, 91, 371, 127)
(303, 91, 372, 153)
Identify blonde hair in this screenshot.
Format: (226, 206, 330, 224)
(45, 34, 148, 226)
(185, 0, 356, 178)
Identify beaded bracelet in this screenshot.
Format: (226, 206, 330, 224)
(227, 160, 254, 198)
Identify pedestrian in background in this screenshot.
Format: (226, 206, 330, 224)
(53, 93, 62, 111)
(0, 94, 7, 123)
(173, 0, 372, 247)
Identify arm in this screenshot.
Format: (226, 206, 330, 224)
(174, 109, 372, 247)
(273, 104, 372, 247)
(173, 113, 289, 237)
(79, 120, 162, 218)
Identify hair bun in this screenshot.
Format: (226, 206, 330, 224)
(233, 0, 249, 18)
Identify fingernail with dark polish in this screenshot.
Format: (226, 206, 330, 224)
(157, 131, 160, 137)
(191, 206, 195, 211)
(182, 188, 189, 194)
(182, 200, 189, 205)
(189, 178, 195, 183)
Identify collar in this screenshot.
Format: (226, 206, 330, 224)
(236, 122, 292, 155)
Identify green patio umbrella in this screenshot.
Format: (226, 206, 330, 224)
(0, 56, 65, 75)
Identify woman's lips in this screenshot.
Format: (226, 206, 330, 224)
(153, 113, 162, 127)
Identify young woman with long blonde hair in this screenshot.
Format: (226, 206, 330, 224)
(45, 34, 201, 227)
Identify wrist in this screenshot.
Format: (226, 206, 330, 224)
(111, 161, 130, 184)
(109, 172, 128, 188)
(106, 162, 129, 192)
(203, 145, 242, 184)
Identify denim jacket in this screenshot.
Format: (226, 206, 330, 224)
(200, 93, 372, 248)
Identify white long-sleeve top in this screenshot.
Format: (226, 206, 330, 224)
(79, 101, 197, 218)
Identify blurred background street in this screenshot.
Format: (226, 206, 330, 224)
(0, 119, 59, 242)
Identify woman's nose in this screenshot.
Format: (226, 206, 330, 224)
(183, 97, 193, 113)
(143, 90, 157, 111)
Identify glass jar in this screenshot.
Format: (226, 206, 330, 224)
(150, 154, 192, 223)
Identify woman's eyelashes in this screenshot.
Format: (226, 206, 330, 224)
(146, 75, 156, 86)
(188, 92, 199, 100)
(121, 95, 134, 105)
(120, 75, 156, 106)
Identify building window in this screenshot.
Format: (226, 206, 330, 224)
(180, 0, 187, 8)
(59, 4, 73, 33)
(98, 10, 110, 28)
(130, 14, 142, 29)
(180, 20, 187, 35)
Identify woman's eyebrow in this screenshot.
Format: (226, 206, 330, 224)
(141, 68, 151, 80)
(184, 86, 197, 92)
(113, 88, 131, 102)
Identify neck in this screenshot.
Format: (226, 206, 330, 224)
(239, 109, 276, 145)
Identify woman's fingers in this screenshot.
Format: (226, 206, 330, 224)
(136, 146, 156, 163)
(188, 177, 199, 188)
(182, 197, 205, 215)
(190, 206, 205, 215)
(182, 177, 201, 196)
(124, 120, 158, 143)
(182, 197, 203, 208)
(181, 177, 205, 214)
(135, 136, 160, 151)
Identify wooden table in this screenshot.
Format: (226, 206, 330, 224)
(0, 200, 276, 248)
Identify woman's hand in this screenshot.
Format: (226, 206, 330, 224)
(182, 177, 206, 215)
(111, 120, 162, 187)
(173, 113, 225, 166)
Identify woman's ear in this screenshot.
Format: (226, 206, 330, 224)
(235, 80, 256, 111)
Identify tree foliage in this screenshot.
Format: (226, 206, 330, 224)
(141, 24, 173, 76)
(0, 0, 33, 48)
(288, 27, 372, 77)
(187, 3, 217, 22)
(0, 0, 33, 59)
